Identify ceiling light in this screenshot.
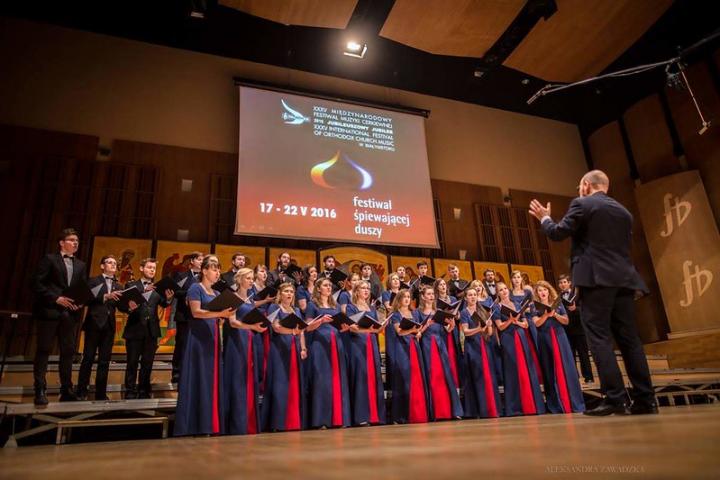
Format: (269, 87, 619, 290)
(344, 41, 367, 59)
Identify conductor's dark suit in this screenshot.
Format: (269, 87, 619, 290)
(32, 253, 87, 392)
(541, 191, 654, 407)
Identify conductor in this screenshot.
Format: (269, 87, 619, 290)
(529, 170, 657, 416)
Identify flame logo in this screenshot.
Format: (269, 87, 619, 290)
(311, 151, 373, 191)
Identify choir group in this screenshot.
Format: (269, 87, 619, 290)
(31, 229, 589, 436)
(171, 253, 588, 436)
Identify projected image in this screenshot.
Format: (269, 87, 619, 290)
(236, 86, 438, 248)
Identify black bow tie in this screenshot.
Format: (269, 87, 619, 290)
(142, 281, 151, 286)
(62, 255, 73, 259)
(103, 276, 114, 281)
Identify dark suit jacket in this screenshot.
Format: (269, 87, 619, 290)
(221, 270, 238, 288)
(172, 270, 197, 324)
(541, 192, 648, 292)
(560, 289, 584, 335)
(83, 275, 121, 331)
(121, 280, 170, 339)
(32, 253, 88, 321)
(482, 281, 498, 300)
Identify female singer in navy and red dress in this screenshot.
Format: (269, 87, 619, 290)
(382, 272, 402, 397)
(250, 264, 275, 394)
(262, 282, 307, 431)
(224, 268, 266, 435)
(460, 286, 501, 418)
(304, 277, 352, 428)
(415, 286, 463, 420)
(296, 265, 318, 314)
(389, 289, 430, 424)
(510, 270, 544, 385)
(433, 278, 464, 393)
(493, 282, 546, 416)
(174, 257, 234, 436)
(345, 280, 386, 426)
(532, 281, 585, 414)
(337, 272, 360, 314)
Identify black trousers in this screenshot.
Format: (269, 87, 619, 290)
(579, 287, 654, 405)
(33, 314, 79, 390)
(77, 323, 115, 398)
(125, 336, 158, 393)
(171, 320, 189, 381)
(567, 333, 594, 381)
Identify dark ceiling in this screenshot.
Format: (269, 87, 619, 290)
(2, 0, 719, 134)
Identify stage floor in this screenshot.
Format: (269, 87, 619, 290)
(1, 405, 718, 479)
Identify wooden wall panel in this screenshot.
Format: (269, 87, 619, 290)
(510, 189, 573, 285)
(623, 94, 682, 182)
(588, 122, 669, 343)
(666, 61, 720, 225)
(431, 179, 503, 261)
(111, 140, 236, 243)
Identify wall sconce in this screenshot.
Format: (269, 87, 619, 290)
(458, 249, 467, 260)
(177, 229, 189, 241)
(453, 208, 462, 220)
(181, 179, 193, 192)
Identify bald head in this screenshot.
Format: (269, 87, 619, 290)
(579, 170, 609, 197)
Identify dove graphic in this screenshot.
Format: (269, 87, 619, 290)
(281, 99, 311, 125)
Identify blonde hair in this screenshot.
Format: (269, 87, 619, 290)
(275, 282, 295, 305)
(233, 267, 254, 285)
(534, 280, 559, 303)
(469, 279, 487, 300)
(199, 257, 220, 281)
(386, 272, 400, 290)
(351, 280, 371, 306)
(390, 289, 411, 312)
(418, 285, 436, 310)
(311, 277, 337, 308)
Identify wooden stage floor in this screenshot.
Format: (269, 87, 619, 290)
(1, 405, 718, 479)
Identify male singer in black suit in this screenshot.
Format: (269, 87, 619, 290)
(220, 252, 246, 287)
(558, 274, 594, 384)
(170, 251, 203, 384)
(31, 228, 88, 405)
(482, 269, 498, 300)
(122, 258, 174, 398)
(76, 255, 122, 401)
(268, 251, 301, 287)
(446, 264, 468, 300)
(530, 170, 656, 415)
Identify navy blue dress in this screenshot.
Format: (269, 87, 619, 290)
(415, 310, 463, 420)
(337, 290, 352, 310)
(249, 285, 272, 394)
(381, 290, 399, 396)
(492, 305, 546, 416)
(261, 304, 306, 431)
(437, 295, 464, 391)
(389, 311, 430, 424)
(223, 300, 260, 435)
(296, 286, 313, 311)
(460, 307, 502, 418)
(534, 304, 586, 413)
(344, 304, 386, 426)
(511, 289, 544, 385)
(480, 297, 504, 386)
(304, 302, 351, 428)
(174, 283, 224, 436)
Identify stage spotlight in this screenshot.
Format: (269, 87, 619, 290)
(344, 41, 367, 59)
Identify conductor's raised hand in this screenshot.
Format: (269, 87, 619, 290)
(529, 199, 551, 222)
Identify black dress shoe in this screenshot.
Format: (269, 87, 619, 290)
(59, 389, 80, 402)
(75, 388, 88, 401)
(583, 401, 630, 416)
(34, 388, 49, 406)
(125, 390, 138, 400)
(630, 402, 659, 415)
(138, 391, 152, 399)
(95, 395, 110, 402)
